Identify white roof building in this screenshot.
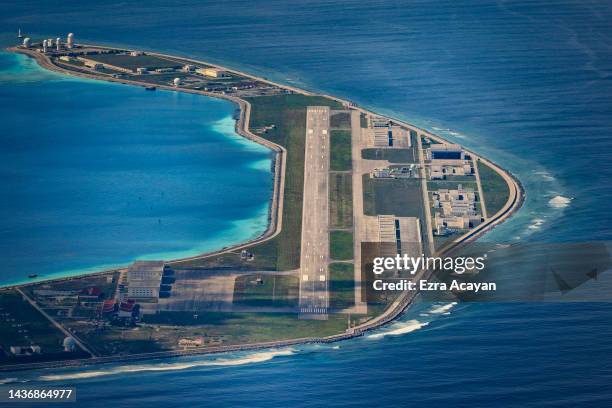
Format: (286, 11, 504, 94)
(127, 260, 165, 299)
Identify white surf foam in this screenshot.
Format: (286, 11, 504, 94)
(38, 349, 294, 381)
(0, 378, 28, 385)
(534, 171, 555, 182)
(448, 131, 466, 139)
(528, 218, 545, 230)
(367, 320, 429, 340)
(548, 195, 572, 209)
(429, 302, 457, 314)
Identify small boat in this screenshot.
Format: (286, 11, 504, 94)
(145, 86, 156, 91)
(28, 274, 38, 279)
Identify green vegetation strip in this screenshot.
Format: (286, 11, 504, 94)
(140, 312, 348, 343)
(329, 263, 355, 310)
(427, 180, 478, 191)
(477, 160, 510, 216)
(362, 175, 424, 218)
(330, 130, 352, 171)
(330, 111, 351, 129)
(361, 148, 416, 163)
(329, 173, 353, 229)
(0, 290, 72, 363)
(330, 231, 354, 260)
(360, 113, 368, 128)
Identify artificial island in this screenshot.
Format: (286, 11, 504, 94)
(0, 32, 523, 371)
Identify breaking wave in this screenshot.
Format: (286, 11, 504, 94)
(0, 377, 28, 385)
(429, 302, 457, 314)
(38, 349, 295, 381)
(533, 171, 555, 182)
(367, 320, 430, 340)
(548, 195, 572, 209)
(528, 218, 546, 230)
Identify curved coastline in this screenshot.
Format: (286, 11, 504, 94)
(0, 44, 524, 372)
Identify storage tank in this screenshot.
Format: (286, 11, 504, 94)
(22, 37, 31, 48)
(63, 336, 77, 352)
(67, 33, 74, 48)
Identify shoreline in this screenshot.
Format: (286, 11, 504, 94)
(0, 44, 524, 372)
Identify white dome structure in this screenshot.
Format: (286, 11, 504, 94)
(63, 336, 77, 352)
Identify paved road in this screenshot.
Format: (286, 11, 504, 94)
(299, 106, 330, 319)
(16, 288, 97, 357)
(350, 110, 369, 314)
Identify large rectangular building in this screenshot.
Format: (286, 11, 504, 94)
(428, 143, 464, 161)
(195, 67, 228, 78)
(127, 260, 165, 299)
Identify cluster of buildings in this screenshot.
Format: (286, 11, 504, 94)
(20, 30, 231, 82)
(17, 30, 283, 96)
(432, 184, 482, 234)
(33, 285, 106, 309)
(30, 260, 173, 325)
(426, 143, 473, 180)
(369, 117, 411, 148)
(21, 31, 75, 53)
(115, 260, 174, 316)
(73, 54, 229, 79)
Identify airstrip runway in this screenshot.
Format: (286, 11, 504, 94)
(299, 106, 331, 319)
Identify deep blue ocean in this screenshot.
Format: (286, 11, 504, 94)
(1, 0, 612, 406)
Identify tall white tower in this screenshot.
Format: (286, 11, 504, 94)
(42, 39, 48, 53)
(67, 33, 74, 48)
(56, 37, 61, 51)
(47, 38, 53, 47)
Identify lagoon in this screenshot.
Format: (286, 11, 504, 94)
(0, 50, 273, 285)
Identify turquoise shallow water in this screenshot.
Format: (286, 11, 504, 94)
(0, 49, 273, 285)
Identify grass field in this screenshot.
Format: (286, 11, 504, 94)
(427, 180, 478, 191)
(477, 161, 510, 216)
(329, 263, 355, 310)
(233, 273, 299, 308)
(360, 113, 368, 128)
(330, 173, 353, 229)
(361, 148, 417, 163)
(363, 175, 424, 218)
(330, 111, 351, 129)
(330, 231, 354, 261)
(330, 130, 352, 171)
(0, 290, 68, 361)
(136, 312, 349, 349)
(70, 308, 347, 356)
